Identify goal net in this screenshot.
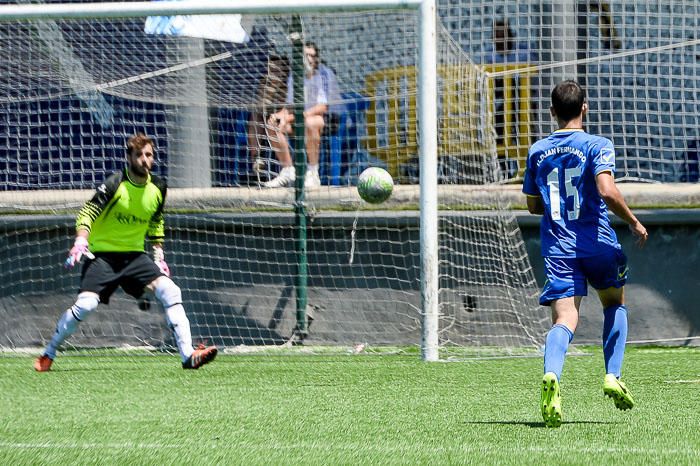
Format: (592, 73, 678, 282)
(0, 1, 552, 360)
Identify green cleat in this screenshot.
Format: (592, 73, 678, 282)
(603, 374, 635, 410)
(541, 372, 562, 428)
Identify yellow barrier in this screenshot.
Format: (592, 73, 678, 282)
(483, 63, 534, 178)
(364, 63, 532, 179)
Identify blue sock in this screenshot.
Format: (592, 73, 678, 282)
(603, 305, 628, 378)
(544, 324, 574, 380)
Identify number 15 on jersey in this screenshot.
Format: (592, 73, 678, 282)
(546, 166, 582, 221)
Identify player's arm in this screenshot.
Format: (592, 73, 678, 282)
(65, 173, 122, 268)
(595, 170, 648, 247)
(75, 172, 121, 235)
(63, 228, 92, 268)
(526, 194, 545, 215)
(522, 159, 543, 215)
(148, 177, 170, 276)
(147, 206, 165, 247)
(147, 178, 167, 245)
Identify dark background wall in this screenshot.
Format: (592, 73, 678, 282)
(518, 210, 700, 344)
(1, 209, 698, 349)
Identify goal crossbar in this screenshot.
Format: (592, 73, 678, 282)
(0, 0, 423, 20)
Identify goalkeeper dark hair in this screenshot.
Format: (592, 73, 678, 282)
(126, 133, 156, 157)
(551, 80, 586, 122)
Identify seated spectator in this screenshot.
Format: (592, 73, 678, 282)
(263, 42, 344, 188)
(486, 18, 535, 65)
(247, 54, 291, 174)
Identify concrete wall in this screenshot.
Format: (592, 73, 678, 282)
(518, 210, 700, 345)
(1, 209, 698, 350)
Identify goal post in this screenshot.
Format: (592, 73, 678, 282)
(0, 0, 444, 359)
(417, 0, 439, 361)
(0, 0, 550, 361)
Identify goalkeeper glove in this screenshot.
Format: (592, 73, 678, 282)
(64, 236, 94, 268)
(152, 245, 170, 277)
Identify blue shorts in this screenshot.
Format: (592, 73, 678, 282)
(540, 248, 628, 305)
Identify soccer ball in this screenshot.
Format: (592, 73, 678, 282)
(357, 167, 393, 204)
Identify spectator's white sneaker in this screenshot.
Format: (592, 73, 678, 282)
(304, 170, 321, 189)
(263, 166, 296, 188)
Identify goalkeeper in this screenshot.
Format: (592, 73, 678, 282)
(34, 133, 217, 371)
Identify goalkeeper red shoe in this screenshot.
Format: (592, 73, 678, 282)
(182, 345, 217, 369)
(34, 354, 53, 372)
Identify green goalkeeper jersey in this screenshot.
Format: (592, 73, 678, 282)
(76, 169, 167, 253)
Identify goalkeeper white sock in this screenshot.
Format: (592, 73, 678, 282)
(165, 304, 194, 362)
(44, 292, 99, 359)
(308, 163, 319, 174)
(154, 277, 194, 362)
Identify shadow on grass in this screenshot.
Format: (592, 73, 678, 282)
(465, 420, 617, 428)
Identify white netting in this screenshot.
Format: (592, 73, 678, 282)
(441, 0, 700, 182)
(24, 0, 688, 354)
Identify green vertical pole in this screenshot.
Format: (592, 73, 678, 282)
(290, 15, 308, 337)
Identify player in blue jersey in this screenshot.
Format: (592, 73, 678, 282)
(523, 80, 648, 427)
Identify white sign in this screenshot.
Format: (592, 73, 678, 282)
(145, 6, 249, 44)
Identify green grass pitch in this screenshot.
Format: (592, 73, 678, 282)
(1, 346, 699, 464)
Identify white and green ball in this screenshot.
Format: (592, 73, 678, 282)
(357, 167, 394, 204)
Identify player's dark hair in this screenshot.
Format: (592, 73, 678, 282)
(551, 80, 586, 122)
(126, 133, 155, 157)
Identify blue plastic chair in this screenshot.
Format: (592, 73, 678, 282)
(322, 92, 370, 186)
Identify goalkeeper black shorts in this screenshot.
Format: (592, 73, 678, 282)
(79, 252, 163, 304)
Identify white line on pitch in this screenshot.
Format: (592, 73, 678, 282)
(0, 443, 178, 449)
(1, 442, 698, 456)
